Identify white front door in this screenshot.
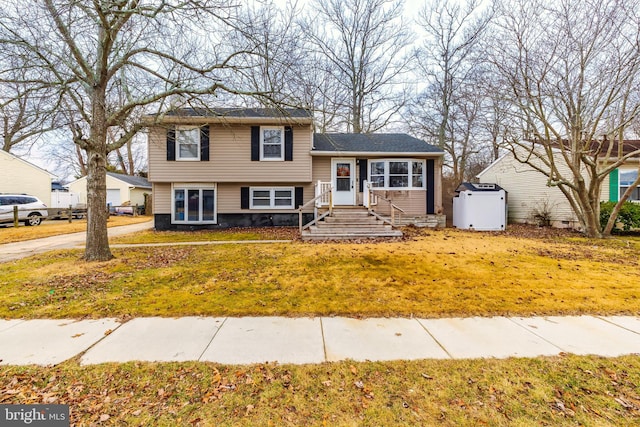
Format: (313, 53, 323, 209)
(332, 158, 356, 205)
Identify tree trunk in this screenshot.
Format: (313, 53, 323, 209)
(84, 144, 113, 261)
(84, 86, 113, 261)
(582, 209, 602, 238)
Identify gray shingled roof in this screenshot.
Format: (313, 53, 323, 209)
(165, 107, 312, 118)
(107, 172, 151, 188)
(313, 133, 442, 153)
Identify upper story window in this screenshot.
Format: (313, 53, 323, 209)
(260, 127, 284, 161)
(369, 160, 425, 190)
(166, 125, 209, 162)
(176, 126, 200, 161)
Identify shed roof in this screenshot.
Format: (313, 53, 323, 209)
(455, 182, 507, 193)
(312, 133, 443, 155)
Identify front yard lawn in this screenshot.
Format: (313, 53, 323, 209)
(1, 227, 638, 319)
(2, 226, 640, 426)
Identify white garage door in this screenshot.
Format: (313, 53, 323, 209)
(106, 189, 121, 206)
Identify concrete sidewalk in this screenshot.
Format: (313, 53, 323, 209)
(0, 220, 154, 262)
(1, 315, 639, 366)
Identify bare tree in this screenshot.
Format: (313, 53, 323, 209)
(0, 75, 59, 152)
(302, 0, 412, 133)
(0, 0, 266, 261)
(489, 0, 640, 237)
(409, 0, 493, 185)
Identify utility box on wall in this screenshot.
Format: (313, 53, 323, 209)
(453, 183, 507, 231)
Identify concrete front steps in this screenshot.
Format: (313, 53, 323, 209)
(301, 207, 403, 241)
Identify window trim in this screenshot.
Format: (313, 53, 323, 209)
(171, 183, 217, 224)
(368, 159, 426, 190)
(175, 126, 201, 161)
(260, 126, 285, 161)
(249, 187, 295, 209)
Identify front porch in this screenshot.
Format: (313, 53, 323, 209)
(298, 181, 445, 240)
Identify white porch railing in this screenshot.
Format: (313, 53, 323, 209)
(298, 181, 334, 233)
(363, 180, 405, 226)
(316, 180, 332, 207)
(362, 180, 377, 208)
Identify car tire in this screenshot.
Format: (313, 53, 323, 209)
(25, 213, 42, 226)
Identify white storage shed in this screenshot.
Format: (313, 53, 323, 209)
(453, 183, 507, 231)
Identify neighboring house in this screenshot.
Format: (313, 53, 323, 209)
(477, 143, 640, 228)
(145, 108, 445, 231)
(67, 172, 151, 207)
(0, 149, 53, 206)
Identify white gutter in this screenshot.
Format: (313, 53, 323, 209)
(310, 151, 445, 157)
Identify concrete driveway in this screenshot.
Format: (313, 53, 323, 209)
(0, 220, 153, 262)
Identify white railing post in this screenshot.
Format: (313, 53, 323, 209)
(363, 180, 369, 208)
(315, 180, 321, 208)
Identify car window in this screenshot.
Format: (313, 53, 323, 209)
(0, 197, 6, 206)
(25, 197, 38, 204)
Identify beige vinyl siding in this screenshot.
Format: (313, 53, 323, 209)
(148, 124, 313, 183)
(0, 150, 52, 206)
(153, 182, 315, 216)
(478, 150, 611, 227)
(311, 157, 332, 183)
(153, 183, 171, 214)
(370, 190, 426, 216)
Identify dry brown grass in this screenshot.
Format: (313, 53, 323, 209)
(0, 215, 152, 244)
(1, 355, 639, 426)
(1, 227, 638, 319)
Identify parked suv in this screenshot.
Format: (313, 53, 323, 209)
(0, 194, 48, 226)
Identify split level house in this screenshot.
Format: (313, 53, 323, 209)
(477, 141, 640, 229)
(146, 108, 445, 239)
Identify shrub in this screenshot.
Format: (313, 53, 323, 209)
(600, 201, 640, 231)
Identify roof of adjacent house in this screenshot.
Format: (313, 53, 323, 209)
(312, 133, 443, 155)
(536, 138, 640, 158)
(106, 172, 151, 189)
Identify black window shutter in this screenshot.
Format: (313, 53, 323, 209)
(426, 159, 435, 214)
(251, 126, 260, 161)
(200, 126, 209, 161)
(166, 127, 176, 161)
(241, 187, 250, 209)
(284, 126, 293, 161)
(359, 158, 368, 192)
(295, 187, 303, 208)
